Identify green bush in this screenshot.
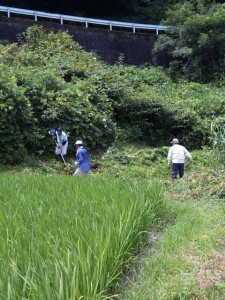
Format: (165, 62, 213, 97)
(1, 25, 225, 163)
(0, 27, 116, 163)
(0, 65, 32, 163)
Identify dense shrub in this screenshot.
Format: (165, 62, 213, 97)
(0, 27, 116, 163)
(1, 25, 225, 163)
(0, 65, 32, 163)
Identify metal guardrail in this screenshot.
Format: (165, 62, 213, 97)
(0, 5, 167, 34)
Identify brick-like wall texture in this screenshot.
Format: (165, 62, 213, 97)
(0, 16, 157, 65)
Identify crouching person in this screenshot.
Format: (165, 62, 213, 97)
(48, 128, 68, 163)
(74, 140, 90, 176)
(55, 128, 68, 160)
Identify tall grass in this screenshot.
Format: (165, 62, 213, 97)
(210, 122, 225, 165)
(0, 174, 165, 299)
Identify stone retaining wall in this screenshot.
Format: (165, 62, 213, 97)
(0, 16, 157, 65)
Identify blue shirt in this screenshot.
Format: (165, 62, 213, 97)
(50, 130, 68, 145)
(76, 146, 90, 171)
(50, 129, 56, 136)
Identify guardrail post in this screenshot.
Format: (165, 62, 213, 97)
(7, 9, 10, 18)
(60, 16, 63, 25)
(34, 12, 37, 22)
(109, 22, 112, 31)
(132, 25, 135, 33)
(85, 19, 88, 28)
(156, 27, 159, 35)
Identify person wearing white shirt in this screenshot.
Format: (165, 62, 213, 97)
(168, 138, 192, 179)
(48, 128, 68, 163)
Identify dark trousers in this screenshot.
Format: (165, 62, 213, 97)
(172, 163, 184, 179)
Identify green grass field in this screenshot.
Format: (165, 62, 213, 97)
(0, 145, 224, 299)
(0, 173, 165, 299)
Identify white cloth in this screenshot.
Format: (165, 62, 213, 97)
(168, 144, 192, 164)
(54, 130, 68, 156)
(56, 131, 67, 145)
(55, 142, 68, 156)
(73, 168, 89, 176)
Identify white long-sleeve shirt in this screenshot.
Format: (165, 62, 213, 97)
(56, 131, 68, 145)
(168, 144, 192, 164)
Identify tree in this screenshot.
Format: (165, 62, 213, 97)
(154, 1, 225, 82)
(0, 0, 178, 23)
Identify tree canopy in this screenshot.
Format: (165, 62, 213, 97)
(0, 0, 177, 24)
(154, 0, 225, 82)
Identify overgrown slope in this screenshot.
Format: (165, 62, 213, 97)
(1, 26, 225, 165)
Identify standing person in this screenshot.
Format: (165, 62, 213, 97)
(168, 138, 192, 179)
(74, 140, 90, 176)
(48, 128, 68, 163)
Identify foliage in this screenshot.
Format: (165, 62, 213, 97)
(92, 64, 196, 147)
(154, 1, 225, 82)
(0, 27, 116, 163)
(161, 81, 225, 148)
(1, 25, 225, 163)
(209, 120, 225, 164)
(0, 65, 32, 163)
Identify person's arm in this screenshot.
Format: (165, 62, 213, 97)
(184, 148, 192, 161)
(49, 129, 56, 137)
(77, 150, 84, 166)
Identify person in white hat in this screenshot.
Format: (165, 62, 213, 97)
(167, 138, 192, 179)
(73, 140, 90, 176)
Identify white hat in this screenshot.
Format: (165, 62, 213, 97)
(75, 140, 83, 145)
(171, 138, 179, 144)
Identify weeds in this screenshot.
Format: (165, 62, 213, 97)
(210, 121, 225, 165)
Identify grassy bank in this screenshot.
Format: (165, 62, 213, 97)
(118, 199, 225, 299)
(114, 146, 225, 299)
